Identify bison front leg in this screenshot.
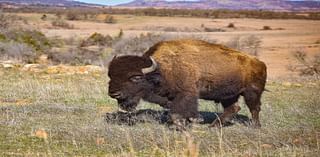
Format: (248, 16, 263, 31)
(169, 93, 200, 128)
(143, 92, 172, 109)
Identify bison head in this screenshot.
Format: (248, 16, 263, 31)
(108, 55, 157, 112)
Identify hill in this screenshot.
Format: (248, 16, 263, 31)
(119, 0, 320, 11)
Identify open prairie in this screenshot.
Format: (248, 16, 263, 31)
(0, 12, 320, 156)
(26, 14, 319, 80)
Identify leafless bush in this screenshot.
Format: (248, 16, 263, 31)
(112, 33, 216, 57)
(226, 35, 262, 56)
(0, 41, 37, 63)
(47, 48, 107, 65)
(66, 11, 81, 21)
(289, 50, 320, 78)
(104, 14, 116, 24)
(51, 18, 74, 29)
(203, 27, 225, 32)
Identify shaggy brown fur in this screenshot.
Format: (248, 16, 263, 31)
(108, 39, 267, 127)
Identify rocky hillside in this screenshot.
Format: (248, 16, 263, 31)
(119, 0, 320, 11)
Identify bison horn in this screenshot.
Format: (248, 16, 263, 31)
(142, 57, 157, 74)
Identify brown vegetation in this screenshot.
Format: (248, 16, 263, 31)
(2, 7, 320, 20)
(289, 50, 320, 78)
(51, 18, 74, 29)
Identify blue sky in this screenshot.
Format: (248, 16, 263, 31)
(77, 0, 319, 6)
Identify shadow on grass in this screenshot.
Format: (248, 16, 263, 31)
(105, 109, 251, 127)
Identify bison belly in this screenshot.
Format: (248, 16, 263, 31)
(198, 76, 243, 102)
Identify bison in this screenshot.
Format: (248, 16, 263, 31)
(108, 39, 267, 127)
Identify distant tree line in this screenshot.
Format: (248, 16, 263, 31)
(1, 6, 320, 20)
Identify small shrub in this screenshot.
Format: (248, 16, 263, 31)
(104, 15, 116, 24)
(47, 48, 106, 65)
(227, 23, 235, 28)
(41, 14, 47, 21)
(0, 33, 6, 41)
(262, 26, 272, 30)
(80, 32, 113, 47)
(55, 13, 62, 19)
(66, 12, 81, 21)
(290, 50, 320, 77)
(51, 18, 74, 29)
(203, 27, 225, 32)
(1, 29, 51, 53)
(0, 41, 37, 63)
(117, 29, 124, 39)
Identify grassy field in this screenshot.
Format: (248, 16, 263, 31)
(0, 69, 319, 156)
(1, 12, 319, 156)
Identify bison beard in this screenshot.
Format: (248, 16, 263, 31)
(108, 39, 267, 128)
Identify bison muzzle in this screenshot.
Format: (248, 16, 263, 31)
(108, 39, 267, 128)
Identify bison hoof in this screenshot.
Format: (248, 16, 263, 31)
(250, 120, 261, 128)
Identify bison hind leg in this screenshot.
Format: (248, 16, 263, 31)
(243, 86, 263, 128)
(210, 96, 241, 127)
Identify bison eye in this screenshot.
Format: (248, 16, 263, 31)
(130, 75, 144, 83)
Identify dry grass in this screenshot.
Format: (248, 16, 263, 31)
(0, 69, 319, 156)
(0, 12, 320, 156)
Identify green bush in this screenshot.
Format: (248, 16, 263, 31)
(0, 29, 52, 63)
(0, 34, 6, 41)
(10, 30, 51, 52)
(80, 32, 113, 47)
